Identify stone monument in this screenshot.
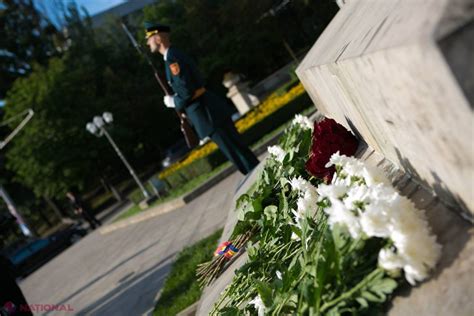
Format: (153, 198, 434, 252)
(223, 72, 260, 115)
(296, 0, 473, 314)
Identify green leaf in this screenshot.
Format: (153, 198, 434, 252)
(290, 225, 302, 240)
(246, 243, 258, 260)
(255, 280, 273, 307)
(219, 307, 241, 316)
(264, 205, 278, 223)
(371, 278, 398, 294)
(236, 194, 250, 209)
(356, 297, 368, 308)
(252, 197, 264, 215)
(279, 189, 289, 216)
(279, 177, 289, 188)
(361, 290, 382, 302)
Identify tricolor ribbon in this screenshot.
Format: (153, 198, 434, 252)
(214, 241, 239, 259)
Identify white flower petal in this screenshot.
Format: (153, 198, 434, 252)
(292, 114, 313, 130)
(248, 295, 266, 316)
(317, 183, 348, 200)
(360, 203, 393, 238)
(291, 232, 301, 241)
(362, 164, 390, 186)
(344, 185, 371, 209)
(325, 198, 361, 239)
(378, 248, 404, 271)
(267, 145, 286, 162)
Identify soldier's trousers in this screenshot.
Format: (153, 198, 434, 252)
(210, 122, 259, 175)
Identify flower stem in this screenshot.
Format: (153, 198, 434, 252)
(320, 268, 383, 312)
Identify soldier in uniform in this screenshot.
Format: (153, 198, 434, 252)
(144, 22, 259, 175)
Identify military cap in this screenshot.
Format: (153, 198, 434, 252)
(144, 21, 171, 38)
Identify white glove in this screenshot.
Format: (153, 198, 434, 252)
(163, 95, 176, 108)
(199, 137, 210, 146)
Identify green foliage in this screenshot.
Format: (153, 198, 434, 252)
(153, 229, 222, 316)
(3, 3, 180, 199)
(5, 57, 101, 197)
(0, 0, 58, 98)
(143, 0, 339, 91)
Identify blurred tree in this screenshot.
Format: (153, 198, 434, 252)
(5, 57, 103, 197)
(1, 0, 338, 202)
(0, 0, 58, 98)
(142, 0, 339, 92)
(3, 3, 181, 200)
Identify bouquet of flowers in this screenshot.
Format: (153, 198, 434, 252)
(199, 114, 440, 315)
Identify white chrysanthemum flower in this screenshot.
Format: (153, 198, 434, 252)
(342, 159, 365, 178)
(326, 151, 349, 168)
(396, 231, 441, 277)
(297, 193, 318, 218)
(403, 263, 428, 286)
(390, 201, 431, 244)
(290, 176, 310, 192)
(327, 153, 390, 187)
(323, 154, 441, 285)
(344, 184, 371, 210)
(248, 295, 266, 316)
(290, 177, 319, 217)
(359, 202, 393, 238)
(325, 198, 361, 239)
(291, 209, 304, 228)
(362, 164, 390, 186)
(267, 145, 286, 162)
(377, 195, 441, 285)
(379, 244, 439, 285)
(331, 174, 352, 187)
(367, 184, 398, 205)
(317, 183, 348, 201)
(292, 114, 313, 130)
(378, 248, 404, 271)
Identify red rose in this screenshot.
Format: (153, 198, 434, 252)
(305, 118, 359, 182)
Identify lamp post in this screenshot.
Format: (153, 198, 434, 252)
(0, 108, 35, 237)
(86, 112, 150, 199)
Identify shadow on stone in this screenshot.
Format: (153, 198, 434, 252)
(392, 147, 471, 281)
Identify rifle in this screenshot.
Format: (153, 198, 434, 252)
(121, 22, 199, 149)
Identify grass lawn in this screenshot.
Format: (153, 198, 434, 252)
(153, 229, 222, 316)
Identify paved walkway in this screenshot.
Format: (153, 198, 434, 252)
(18, 168, 248, 316)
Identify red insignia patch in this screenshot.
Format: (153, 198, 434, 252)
(169, 63, 180, 76)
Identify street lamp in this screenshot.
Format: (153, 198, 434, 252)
(0, 108, 35, 237)
(86, 112, 150, 199)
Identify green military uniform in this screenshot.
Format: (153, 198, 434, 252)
(145, 22, 259, 175)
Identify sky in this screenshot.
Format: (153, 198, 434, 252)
(73, 0, 126, 15)
(35, 0, 127, 22)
